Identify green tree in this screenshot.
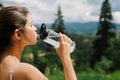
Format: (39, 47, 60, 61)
(51, 5, 65, 33)
(106, 34, 120, 71)
(0, 3, 3, 9)
(91, 0, 116, 68)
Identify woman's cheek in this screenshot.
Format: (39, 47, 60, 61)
(31, 32, 38, 44)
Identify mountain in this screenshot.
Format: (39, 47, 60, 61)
(65, 22, 98, 35)
(65, 22, 120, 35)
(35, 22, 120, 35)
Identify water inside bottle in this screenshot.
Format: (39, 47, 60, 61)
(43, 36, 75, 53)
(43, 37, 59, 48)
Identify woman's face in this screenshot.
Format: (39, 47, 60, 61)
(22, 14, 38, 45)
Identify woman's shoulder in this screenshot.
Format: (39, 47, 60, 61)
(17, 62, 37, 70)
(13, 62, 48, 80)
(15, 62, 37, 73)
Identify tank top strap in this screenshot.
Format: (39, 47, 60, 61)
(9, 64, 14, 80)
(9, 70, 13, 80)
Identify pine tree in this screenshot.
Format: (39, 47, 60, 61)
(0, 3, 3, 9)
(51, 5, 65, 33)
(91, 0, 116, 68)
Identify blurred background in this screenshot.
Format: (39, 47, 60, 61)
(1, 0, 120, 80)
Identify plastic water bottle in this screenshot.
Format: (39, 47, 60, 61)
(38, 23, 76, 53)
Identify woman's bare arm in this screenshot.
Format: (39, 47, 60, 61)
(54, 33, 77, 80)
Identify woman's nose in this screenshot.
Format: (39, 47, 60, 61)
(33, 25, 37, 30)
(33, 25, 37, 32)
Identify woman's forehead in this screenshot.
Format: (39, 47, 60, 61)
(26, 14, 32, 25)
(24, 14, 32, 29)
(27, 14, 32, 22)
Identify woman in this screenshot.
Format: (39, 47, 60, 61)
(0, 6, 77, 80)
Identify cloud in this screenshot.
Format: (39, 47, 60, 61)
(0, 0, 120, 24)
(57, 0, 100, 22)
(113, 11, 120, 23)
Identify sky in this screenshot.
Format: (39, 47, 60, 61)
(0, 0, 120, 24)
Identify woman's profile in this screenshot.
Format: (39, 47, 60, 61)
(0, 6, 77, 80)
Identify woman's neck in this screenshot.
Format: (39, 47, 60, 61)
(8, 47, 23, 61)
(5, 44, 24, 61)
(0, 42, 25, 63)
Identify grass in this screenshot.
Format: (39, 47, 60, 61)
(46, 70, 120, 80)
(46, 70, 65, 80)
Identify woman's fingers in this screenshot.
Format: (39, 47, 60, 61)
(59, 33, 72, 50)
(63, 34, 72, 44)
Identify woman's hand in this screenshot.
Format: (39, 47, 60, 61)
(54, 33, 72, 58)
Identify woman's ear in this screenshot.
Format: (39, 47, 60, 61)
(13, 29, 22, 41)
